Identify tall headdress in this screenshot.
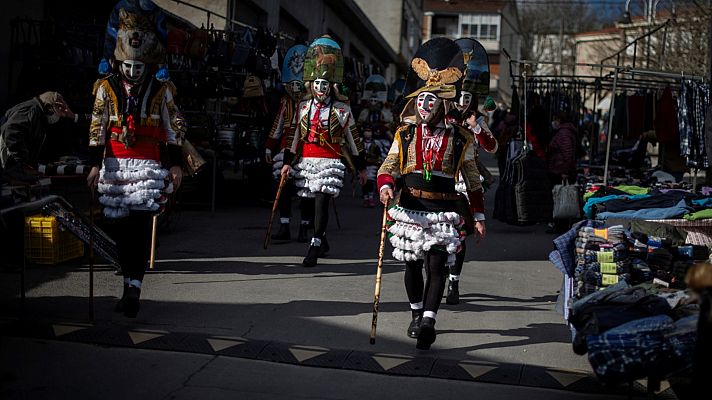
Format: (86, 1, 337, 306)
(403, 37, 464, 100)
(281, 44, 308, 83)
(303, 35, 344, 83)
(113, 7, 165, 64)
(454, 38, 490, 96)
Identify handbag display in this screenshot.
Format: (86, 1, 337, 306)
(552, 180, 581, 219)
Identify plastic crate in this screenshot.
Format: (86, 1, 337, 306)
(24, 215, 84, 264)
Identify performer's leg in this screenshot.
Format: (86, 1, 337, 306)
(418, 251, 449, 350)
(121, 211, 153, 318)
(447, 241, 465, 305)
(273, 181, 293, 240)
(404, 259, 425, 338)
(108, 217, 131, 313)
(302, 193, 330, 267)
(298, 197, 314, 243)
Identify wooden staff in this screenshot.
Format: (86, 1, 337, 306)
(149, 214, 159, 270)
(369, 203, 389, 344)
(264, 171, 289, 249)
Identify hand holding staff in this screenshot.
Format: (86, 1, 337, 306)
(264, 170, 289, 249)
(369, 202, 390, 344)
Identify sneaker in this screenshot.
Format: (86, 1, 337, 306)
(123, 286, 141, 318)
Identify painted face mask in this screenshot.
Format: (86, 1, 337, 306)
(120, 60, 146, 84)
(289, 81, 304, 96)
(313, 78, 331, 102)
(416, 92, 441, 125)
(458, 91, 473, 111)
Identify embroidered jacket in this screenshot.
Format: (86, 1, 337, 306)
(288, 99, 363, 158)
(377, 123, 484, 214)
(265, 94, 298, 153)
(89, 74, 185, 148)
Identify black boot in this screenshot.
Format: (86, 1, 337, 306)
(297, 224, 310, 243)
(416, 317, 436, 350)
(123, 286, 141, 318)
(114, 283, 128, 313)
(407, 309, 423, 339)
(319, 236, 330, 257)
(302, 245, 320, 267)
(446, 279, 460, 305)
(272, 223, 291, 241)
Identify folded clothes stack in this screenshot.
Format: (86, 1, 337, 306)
(574, 225, 631, 298)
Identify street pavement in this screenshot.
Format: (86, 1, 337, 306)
(0, 154, 677, 399)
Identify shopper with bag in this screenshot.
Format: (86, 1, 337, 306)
(546, 112, 579, 234)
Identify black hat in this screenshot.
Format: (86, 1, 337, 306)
(403, 37, 464, 100)
(454, 38, 490, 96)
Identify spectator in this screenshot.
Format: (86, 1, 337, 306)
(0, 92, 78, 182)
(546, 111, 578, 234)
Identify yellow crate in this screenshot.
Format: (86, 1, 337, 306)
(24, 215, 84, 264)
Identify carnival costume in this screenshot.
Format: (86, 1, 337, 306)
(444, 37, 498, 305)
(358, 74, 393, 207)
(377, 38, 483, 350)
(88, 7, 184, 317)
(283, 36, 366, 268)
(266, 44, 314, 242)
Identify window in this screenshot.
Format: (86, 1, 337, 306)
(459, 14, 499, 40)
(432, 15, 458, 36)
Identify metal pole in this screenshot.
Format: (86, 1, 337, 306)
(603, 69, 620, 186)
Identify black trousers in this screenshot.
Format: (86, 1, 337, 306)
(105, 211, 153, 281)
(279, 181, 315, 223)
(313, 192, 331, 239)
(404, 251, 450, 313)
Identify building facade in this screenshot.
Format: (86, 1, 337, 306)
(421, 0, 521, 103)
(353, 0, 424, 79)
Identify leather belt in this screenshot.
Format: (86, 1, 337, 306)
(405, 187, 461, 201)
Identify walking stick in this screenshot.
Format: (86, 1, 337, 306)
(332, 197, 341, 229)
(264, 171, 289, 249)
(369, 203, 389, 344)
(149, 213, 158, 270)
(88, 189, 95, 323)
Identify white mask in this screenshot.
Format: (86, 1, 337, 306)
(313, 78, 330, 102)
(416, 92, 438, 123)
(289, 81, 303, 94)
(458, 91, 473, 111)
(47, 113, 60, 124)
(120, 60, 146, 83)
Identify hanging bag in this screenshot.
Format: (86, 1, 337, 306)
(552, 180, 581, 219)
(232, 28, 254, 66)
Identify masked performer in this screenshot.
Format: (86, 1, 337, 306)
(265, 44, 314, 242)
(282, 36, 367, 267)
(443, 38, 498, 305)
(87, 8, 184, 318)
(358, 75, 393, 207)
(378, 38, 483, 350)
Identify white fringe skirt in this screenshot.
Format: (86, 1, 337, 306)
(387, 205, 464, 266)
(98, 157, 172, 218)
(294, 157, 346, 198)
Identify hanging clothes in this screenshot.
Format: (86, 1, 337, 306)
(678, 80, 710, 168)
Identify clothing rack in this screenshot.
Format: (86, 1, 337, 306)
(506, 58, 709, 187)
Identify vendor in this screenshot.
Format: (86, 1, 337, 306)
(0, 92, 81, 182)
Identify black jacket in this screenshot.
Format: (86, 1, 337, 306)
(0, 97, 48, 170)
